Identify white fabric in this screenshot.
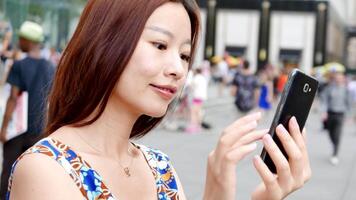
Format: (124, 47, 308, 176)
(217, 61, 229, 77)
(192, 73, 208, 101)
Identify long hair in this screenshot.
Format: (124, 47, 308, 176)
(45, 0, 201, 139)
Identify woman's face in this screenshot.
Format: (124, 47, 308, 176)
(113, 2, 192, 117)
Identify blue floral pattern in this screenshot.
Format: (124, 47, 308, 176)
(7, 138, 179, 200)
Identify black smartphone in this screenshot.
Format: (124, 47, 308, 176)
(260, 69, 319, 174)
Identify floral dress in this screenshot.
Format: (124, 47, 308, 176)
(6, 138, 179, 200)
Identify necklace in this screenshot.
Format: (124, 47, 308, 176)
(77, 133, 134, 177)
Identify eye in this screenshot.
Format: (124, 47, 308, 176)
(152, 42, 167, 50)
(180, 54, 191, 63)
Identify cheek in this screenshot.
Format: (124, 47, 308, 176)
(139, 64, 160, 77)
(130, 42, 161, 77)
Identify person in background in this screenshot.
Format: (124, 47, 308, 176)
(258, 68, 273, 114)
(276, 67, 288, 97)
(6, 1, 310, 200)
(321, 71, 352, 165)
(0, 21, 55, 199)
(231, 60, 260, 113)
(185, 67, 208, 133)
(0, 22, 13, 64)
(49, 47, 61, 67)
(347, 75, 356, 125)
(0, 48, 24, 85)
(214, 54, 229, 96)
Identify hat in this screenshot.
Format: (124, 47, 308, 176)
(324, 62, 345, 73)
(18, 21, 44, 43)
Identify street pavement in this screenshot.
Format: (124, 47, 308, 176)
(138, 84, 356, 200)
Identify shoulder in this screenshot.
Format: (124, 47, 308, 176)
(9, 59, 24, 73)
(9, 145, 82, 199)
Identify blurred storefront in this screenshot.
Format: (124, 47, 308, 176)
(198, 0, 356, 74)
(0, 0, 85, 50)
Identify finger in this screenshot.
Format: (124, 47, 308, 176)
(218, 120, 258, 150)
(225, 142, 257, 163)
(290, 120, 312, 182)
(262, 134, 292, 186)
(289, 117, 306, 153)
(301, 128, 312, 182)
(216, 121, 259, 165)
(225, 112, 262, 133)
(216, 112, 262, 163)
(276, 124, 304, 183)
(232, 129, 268, 148)
(253, 155, 281, 194)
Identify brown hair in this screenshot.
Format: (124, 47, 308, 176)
(45, 0, 200, 139)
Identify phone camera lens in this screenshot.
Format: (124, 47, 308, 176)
(303, 84, 310, 93)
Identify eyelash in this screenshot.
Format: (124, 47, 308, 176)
(152, 42, 191, 63)
(152, 42, 167, 50)
(180, 54, 191, 63)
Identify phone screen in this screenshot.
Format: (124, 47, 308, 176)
(261, 69, 319, 173)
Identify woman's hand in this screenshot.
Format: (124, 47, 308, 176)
(203, 112, 268, 200)
(251, 116, 312, 200)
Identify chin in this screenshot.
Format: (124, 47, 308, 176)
(145, 108, 168, 118)
(143, 103, 169, 118)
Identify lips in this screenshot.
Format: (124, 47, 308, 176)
(150, 84, 177, 100)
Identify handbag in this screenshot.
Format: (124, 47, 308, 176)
(0, 84, 28, 140)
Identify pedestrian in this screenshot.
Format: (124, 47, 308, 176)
(49, 47, 61, 67)
(7, 1, 310, 200)
(321, 71, 352, 165)
(258, 69, 273, 114)
(0, 22, 13, 84)
(231, 60, 260, 113)
(212, 54, 229, 96)
(276, 67, 289, 97)
(185, 67, 208, 133)
(0, 21, 55, 199)
(348, 75, 356, 124)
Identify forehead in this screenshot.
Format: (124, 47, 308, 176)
(145, 2, 192, 40)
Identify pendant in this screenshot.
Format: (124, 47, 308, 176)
(124, 167, 131, 177)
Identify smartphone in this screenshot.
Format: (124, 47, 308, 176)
(260, 69, 319, 174)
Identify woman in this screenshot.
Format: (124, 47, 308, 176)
(7, 0, 311, 199)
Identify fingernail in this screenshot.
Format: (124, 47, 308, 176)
(263, 134, 272, 144)
(252, 142, 257, 148)
(248, 142, 257, 151)
(277, 124, 284, 131)
(254, 112, 262, 118)
(291, 116, 297, 125)
(251, 120, 258, 127)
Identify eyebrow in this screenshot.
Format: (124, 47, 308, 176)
(146, 25, 192, 46)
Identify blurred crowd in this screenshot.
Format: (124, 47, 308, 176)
(162, 51, 356, 149)
(0, 20, 61, 86)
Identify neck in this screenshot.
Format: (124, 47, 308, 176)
(27, 48, 41, 59)
(76, 96, 141, 161)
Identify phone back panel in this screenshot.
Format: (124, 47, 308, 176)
(261, 69, 319, 173)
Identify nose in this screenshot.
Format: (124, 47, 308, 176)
(164, 52, 186, 80)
